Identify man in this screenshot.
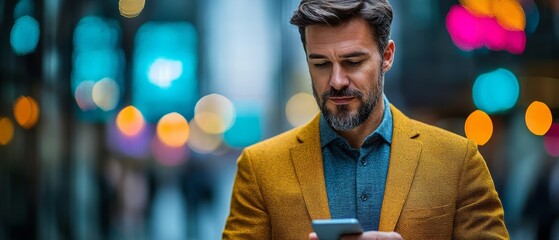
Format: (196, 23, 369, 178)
(223, 0, 509, 239)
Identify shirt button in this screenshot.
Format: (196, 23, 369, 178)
(361, 159, 367, 166)
(361, 193, 368, 201)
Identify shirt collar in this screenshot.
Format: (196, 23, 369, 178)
(320, 95, 393, 147)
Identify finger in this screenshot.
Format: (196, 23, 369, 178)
(340, 231, 403, 240)
(309, 232, 319, 240)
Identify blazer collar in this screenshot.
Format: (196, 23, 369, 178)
(291, 114, 331, 220)
(290, 105, 422, 228)
(378, 105, 422, 231)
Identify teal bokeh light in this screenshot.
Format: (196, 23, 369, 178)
(133, 22, 198, 122)
(472, 68, 519, 114)
(72, 16, 124, 121)
(73, 16, 119, 51)
(10, 15, 40, 55)
(14, 0, 34, 19)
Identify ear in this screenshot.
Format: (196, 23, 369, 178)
(382, 40, 395, 73)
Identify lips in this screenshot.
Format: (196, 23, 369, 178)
(328, 96, 355, 105)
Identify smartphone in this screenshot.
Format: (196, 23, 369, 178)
(311, 218, 364, 240)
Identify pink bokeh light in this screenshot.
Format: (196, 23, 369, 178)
(446, 5, 526, 54)
(544, 123, 559, 157)
(446, 5, 484, 51)
(483, 18, 508, 51)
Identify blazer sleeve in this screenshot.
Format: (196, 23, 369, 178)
(222, 149, 271, 239)
(453, 140, 509, 239)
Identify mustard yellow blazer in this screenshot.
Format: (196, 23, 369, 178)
(223, 105, 509, 239)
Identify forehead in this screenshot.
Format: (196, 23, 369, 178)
(304, 18, 377, 53)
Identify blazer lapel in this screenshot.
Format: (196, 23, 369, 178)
(290, 114, 331, 221)
(378, 105, 422, 231)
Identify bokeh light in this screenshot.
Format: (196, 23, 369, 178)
(156, 113, 189, 147)
(194, 94, 236, 134)
(459, 0, 492, 16)
(14, 0, 34, 19)
(73, 49, 121, 86)
(544, 123, 559, 157)
(116, 106, 145, 136)
(506, 30, 527, 55)
(72, 16, 123, 121)
(472, 68, 519, 114)
(152, 135, 189, 167)
(74, 80, 97, 111)
(107, 119, 151, 158)
(133, 22, 198, 122)
(285, 92, 319, 127)
(0, 117, 15, 145)
(148, 58, 183, 88)
(446, 5, 484, 51)
(119, 0, 145, 18)
(464, 110, 493, 146)
(92, 78, 120, 111)
(73, 16, 119, 51)
(187, 119, 223, 154)
(13, 96, 40, 129)
(446, 4, 527, 54)
(483, 18, 507, 51)
(224, 107, 262, 148)
(10, 15, 40, 55)
(492, 0, 526, 31)
(522, 0, 539, 34)
(525, 101, 552, 136)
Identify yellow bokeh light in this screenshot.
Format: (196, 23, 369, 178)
(116, 106, 145, 136)
(187, 119, 223, 154)
(157, 112, 189, 147)
(460, 0, 492, 17)
(0, 117, 15, 145)
(464, 110, 493, 146)
(119, 0, 145, 18)
(525, 101, 552, 136)
(285, 92, 319, 127)
(92, 78, 120, 111)
(13, 96, 40, 129)
(492, 0, 526, 31)
(194, 112, 227, 134)
(194, 94, 236, 134)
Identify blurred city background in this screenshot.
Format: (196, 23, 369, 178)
(0, 0, 558, 239)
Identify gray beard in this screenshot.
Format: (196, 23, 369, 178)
(313, 74, 384, 132)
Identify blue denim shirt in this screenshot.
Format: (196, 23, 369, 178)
(319, 96, 393, 231)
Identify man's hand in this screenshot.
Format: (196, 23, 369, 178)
(309, 231, 403, 240)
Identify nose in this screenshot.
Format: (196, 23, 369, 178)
(329, 64, 349, 90)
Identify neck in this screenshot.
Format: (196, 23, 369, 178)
(336, 99, 385, 150)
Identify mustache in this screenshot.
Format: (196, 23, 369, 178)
(320, 88, 364, 100)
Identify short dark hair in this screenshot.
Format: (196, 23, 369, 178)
(290, 0, 393, 54)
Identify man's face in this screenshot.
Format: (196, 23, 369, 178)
(305, 17, 394, 131)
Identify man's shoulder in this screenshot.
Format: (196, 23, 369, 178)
(409, 118, 470, 147)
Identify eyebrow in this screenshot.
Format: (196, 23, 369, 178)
(308, 51, 369, 59)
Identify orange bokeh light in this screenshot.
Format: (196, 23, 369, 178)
(116, 106, 145, 136)
(13, 96, 40, 129)
(156, 112, 189, 147)
(459, 0, 525, 31)
(460, 0, 492, 16)
(0, 117, 15, 145)
(525, 101, 552, 136)
(464, 110, 493, 146)
(493, 0, 526, 31)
